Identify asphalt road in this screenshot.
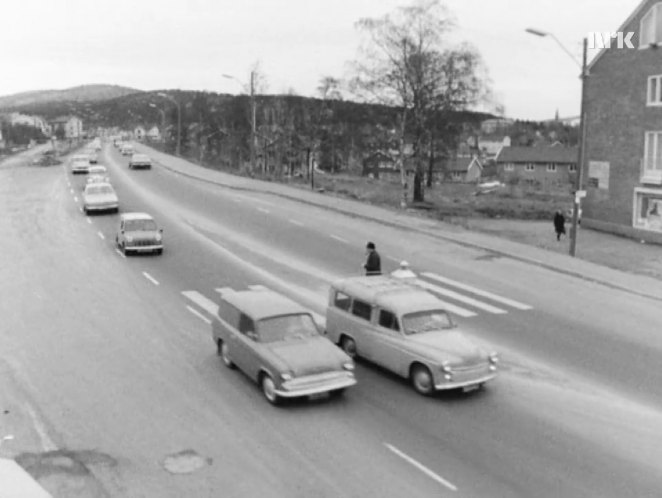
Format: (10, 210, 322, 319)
(1, 143, 661, 497)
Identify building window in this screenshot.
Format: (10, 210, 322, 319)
(525, 164, 535, 172)
(634, 188, 662, 232)
(546, 163, 557, 172)
(504, 163, 514, 171)
(643, 131, 662, 182)
(569, 164, 577, 172)
(641, 3, 662, 47)
(648, 75, 662, 105)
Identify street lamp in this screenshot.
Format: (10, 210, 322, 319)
(223, 72, 257, 173)
(526, 28, 588, 257)
(157, 92, 181, 156)
(148, 103, 166, 144)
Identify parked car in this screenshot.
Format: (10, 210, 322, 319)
(212, 288, 357, 405)
(82, 182, 119, 214)
(70, 154, 90, 174)
(324, 276, 498, 395)
(115, 212, 163, 255)
(128, 153, 152, 170)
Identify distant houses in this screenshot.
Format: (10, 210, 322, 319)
(496, 145, 577, 188)
(50, 116, 84, 138)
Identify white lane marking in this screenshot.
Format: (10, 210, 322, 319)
(182, 290, 219, 316)
(232, 198, 242, 203)
(97, 231, 105, 240)
(115, 249, 126, 258)
(73, 196, 79, 202)
(215, 287, 234, 296)
(413, 280, 477, 317)
(330, 234, 348, 243)
(384, 443, 457, 492)
(26, 405, 58, 452)
(187, 305, 212, 324)
(69, 188, 74, 194)
(248, 284, 269, 291)
(86, 218, 92, 224)
(253, 198, 275, 207)
(257, 207, 270, 214)
(422, 272, 533, 310)
(142, 272, 159, 286)
(414, 279, 506, 314)
(289, 219, 304, 227)
(386, 256, 401, 263)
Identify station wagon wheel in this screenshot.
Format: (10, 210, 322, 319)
(340, 336, 357, 359)
(411, 364, 435, 396)
(261, 374, 281, 405)
(218, 341, 235, 369)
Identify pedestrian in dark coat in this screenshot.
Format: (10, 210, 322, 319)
(554, 210, 566, 241)
(364, 242, 382, 276)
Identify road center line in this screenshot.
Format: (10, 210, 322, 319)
(384, 443, 457, 492)
(86, 218, 92, 224)
(142, 271, 159, 286)
(289, 219, 304, 226)
(257, 207, 270, 214)
(186, 305, 212, 324)
(330, 234, 348, 243)
(97, 231, 105, 240)
(115, 249, 126, 258)
(386, 255, 402, 263)
(73, 196, 79, 202)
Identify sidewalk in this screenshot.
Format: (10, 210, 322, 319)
(134, 144, 662, 302)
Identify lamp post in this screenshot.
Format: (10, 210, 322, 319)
(526, 28, 588, 257)
(148, 103, 166, 144)
(157, 92, 181, 156)
(223, 72, 257, 173)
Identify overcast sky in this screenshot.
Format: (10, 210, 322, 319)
(0, 0, 638, 120)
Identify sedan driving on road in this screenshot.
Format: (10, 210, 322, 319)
(325, 276, 498, 395)
(128, 153, 152, 170)
(69, 154, 90, 174)
(82, 182, 119, 214)
(116, 213, 163, 255)
(212, 288, 356, 405)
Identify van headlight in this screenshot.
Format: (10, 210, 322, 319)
(155, 233, 162, 242)
(342, 362, 354, 371)
(488, 353, 499, 364)
(441, 361, 452, 373)
(126, 236, 134, 243)
(281, 372, 293, 381)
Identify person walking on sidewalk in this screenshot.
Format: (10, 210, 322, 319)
(554, 210, 566, 241)
(364, 242, 382, 276)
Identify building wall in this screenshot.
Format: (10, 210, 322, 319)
(583, 0, 662, 241)
(498, 163, 576, 187)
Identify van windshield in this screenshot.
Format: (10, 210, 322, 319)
(401, 310, 454, 335)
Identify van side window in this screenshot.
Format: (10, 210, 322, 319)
(219, 300, 240, 329)
(334, 291, 351, 311)
(351, 300, 372, 321)
(238, 313, 255, 334)
(378, 310, 400, 331)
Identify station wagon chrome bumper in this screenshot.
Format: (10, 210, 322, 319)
(275, 371, 356, 398)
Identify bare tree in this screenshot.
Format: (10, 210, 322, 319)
(317, 76, 343, 100)
(350, 0, 488, 204)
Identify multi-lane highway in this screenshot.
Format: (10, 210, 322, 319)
(1, 143, 661, 497)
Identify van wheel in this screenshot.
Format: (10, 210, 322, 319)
(218, 340, 235, 369)
(411, 364, 434, 396)
(340, 336, 357, 359)
(261, 374, 281, 405)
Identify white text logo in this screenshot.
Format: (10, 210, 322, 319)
(587, 32, 635, 49)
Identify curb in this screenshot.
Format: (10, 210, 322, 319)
(143, 149, 662, 303)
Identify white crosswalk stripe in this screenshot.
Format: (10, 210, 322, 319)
(421, 272, 533, 310)
(413, 279, 507, 314)
(412, 280, 477, 318)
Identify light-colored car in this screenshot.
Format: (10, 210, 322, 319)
(70, 154, 90, 174)
(87, 165, 108, 178)
(116, 212, 163, 255)
(212, 288, 357, 405)
(120, 144, 134, 156)
(84, 150, 98, 164)
(325, 276, 498, 395)
(128, 153, 152, 170)
(82, 182, 119, 214)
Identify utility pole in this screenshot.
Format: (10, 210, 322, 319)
(569, 37, 588, 257)
(250, 70, 257, 174)
(157, 92, 181, 156)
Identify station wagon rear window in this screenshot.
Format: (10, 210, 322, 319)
(351, 300, 372, 321)
(257, 314, 318, 343)
(402, 310, 453, 335)
(378, 310, 400, 331)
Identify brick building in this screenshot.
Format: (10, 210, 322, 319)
(495, 145, 578, 188)
(582, 0, 662, 243)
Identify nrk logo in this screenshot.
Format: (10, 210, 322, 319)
(587, 32, 635, 49)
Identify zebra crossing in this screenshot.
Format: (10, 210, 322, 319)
(181, 272, 533, 325)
